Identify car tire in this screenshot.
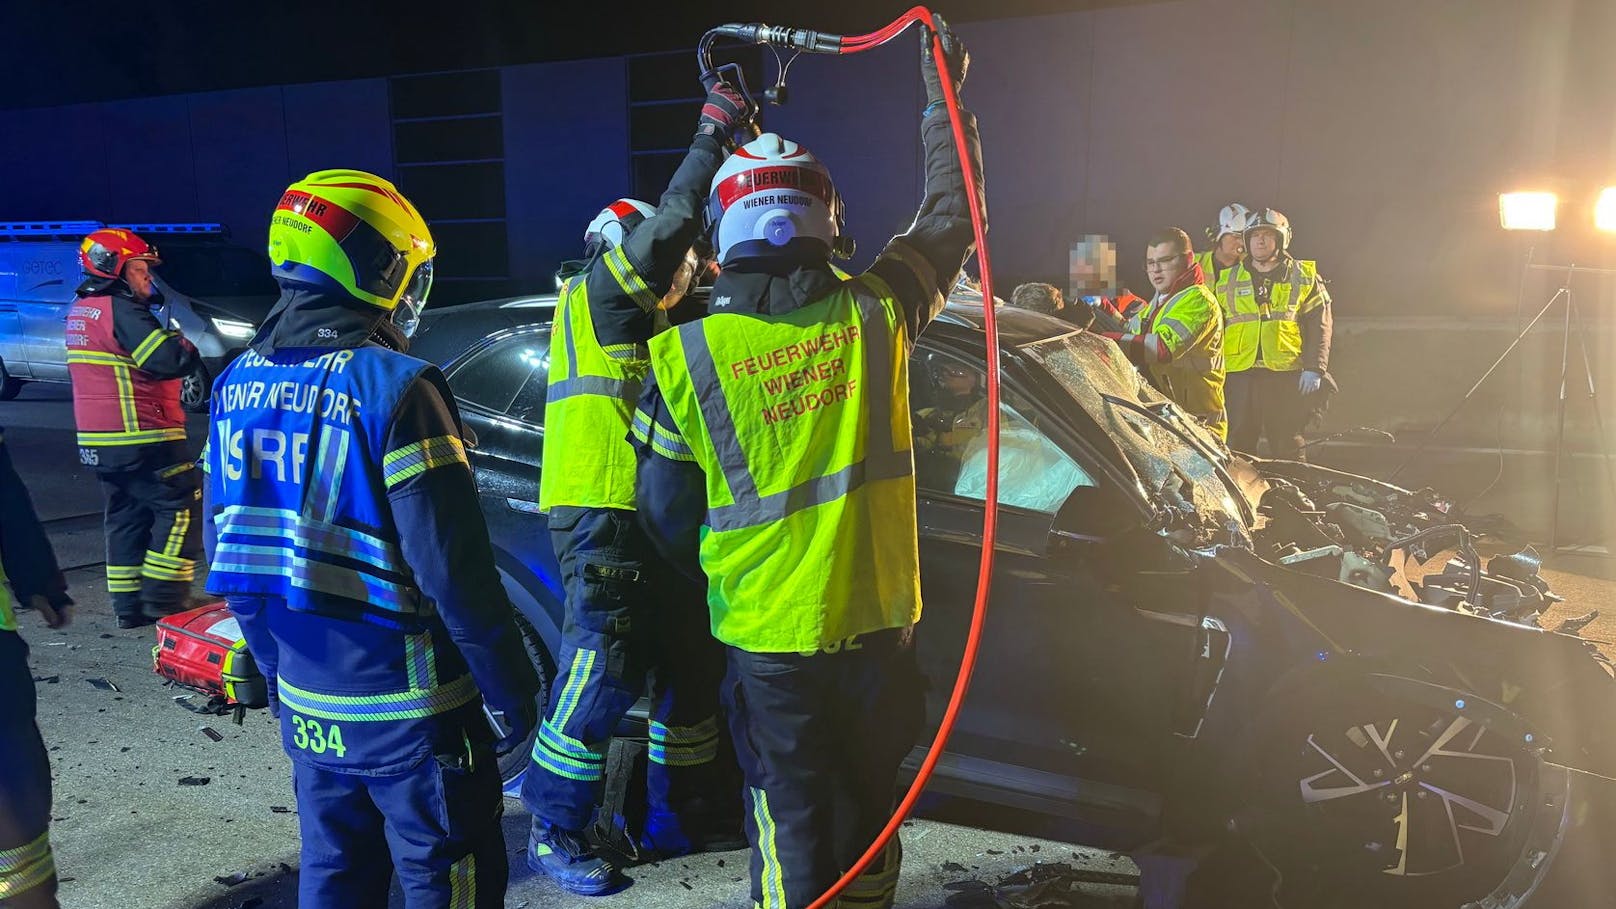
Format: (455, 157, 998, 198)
(180, 362, 211, 413)
(499, 610, 557, 788)
(1228, 675, 1539, 909)
(0, 360, 21, 401)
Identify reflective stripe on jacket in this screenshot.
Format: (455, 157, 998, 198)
(1222, 258, 1324, 373)
(65, 294, 188, 448)
(538, 270, 652, 512)
(648, 275, 921, 653)
(0, 554, 12, 633)
(1142, 283, 1227, 440)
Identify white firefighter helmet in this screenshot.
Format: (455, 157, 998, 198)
(707, 132, 844, 267)
(1209, 202, 1252, 241)
(584, 199, 655, 256)
(1244, 207, 1292, 252)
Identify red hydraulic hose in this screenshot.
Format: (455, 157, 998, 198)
(804, 8, 1000, 908)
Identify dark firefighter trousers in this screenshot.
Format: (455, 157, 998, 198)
(522, 505, 733, 853)
(0, 632, 58, 908)
(292, 707, 508, 909)
(96, 441, 201, 618)
(1225, 368, 1320, 460)
(725, 627, 925, 909)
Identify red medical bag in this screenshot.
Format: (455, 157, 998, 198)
(152, 602, 269, 709)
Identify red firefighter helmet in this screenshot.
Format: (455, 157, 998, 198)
(79, 228, 162, 280)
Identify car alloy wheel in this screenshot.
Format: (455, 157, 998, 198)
(1244, 679, 1537, 908)
(181, 363, 211, 413)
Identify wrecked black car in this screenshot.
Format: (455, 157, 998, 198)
(411, 297, 1616, 909)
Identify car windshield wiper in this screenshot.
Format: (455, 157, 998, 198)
(1097, 393, 1255, 527)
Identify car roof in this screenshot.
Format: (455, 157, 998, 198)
(931, 301, 1086, 349)
(410, 294, 558, 369)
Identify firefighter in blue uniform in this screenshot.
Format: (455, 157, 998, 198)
(632, 22, 979, 909)
(203, 170, 541, 908)
(519, 81, 753, 896)
(0, 428, 73, 908)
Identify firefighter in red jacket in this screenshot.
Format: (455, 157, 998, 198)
(66, 229, 202, 629)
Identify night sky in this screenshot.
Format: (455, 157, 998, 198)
(0, 0, 1141, 110)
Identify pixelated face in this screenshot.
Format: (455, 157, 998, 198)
(1070, 236, 1117, 293)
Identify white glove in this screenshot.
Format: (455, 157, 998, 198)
(1298, 370, 1323, 396)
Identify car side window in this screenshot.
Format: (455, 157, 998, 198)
(446, 329, 551, 425)
(910, 350, 1095, 514)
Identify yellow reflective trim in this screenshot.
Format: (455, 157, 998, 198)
(448, 853, 476, 909)
(752, 788, 785, 909)
(382, 434, 467, 489)
(0, 830, 55, 899)
(66, 350, 136, 367)
(129, 329, 174, 367)
(114, 365, 139, 430)
(604, 246, 659, 312)
(158, 461, 195, 480)
(163, 507, 192, 558)
(77, 427, 188, 447)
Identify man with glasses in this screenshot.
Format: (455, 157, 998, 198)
(1099, 228, 1227, 439)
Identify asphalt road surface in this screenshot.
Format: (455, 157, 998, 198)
(5, 381, 1142, 909)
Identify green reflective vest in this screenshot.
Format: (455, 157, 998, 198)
(649, 275, 921, 653)
(538, 274, 652, 512)
(1222, 258, 1323, 373)
(1142, 283, 1227, 440)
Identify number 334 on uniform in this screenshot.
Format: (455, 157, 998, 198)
(291, 714, 347, 757)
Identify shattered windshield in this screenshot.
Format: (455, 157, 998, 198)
(1021, 330, 1249, 546)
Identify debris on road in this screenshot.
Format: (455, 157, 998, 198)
(85, 677, 119, 691)
(178, 776, 211, 787)
(213, 871, 250, 887)
(943, 860, 1140, 908)
(32, 674, 59, 684)
(200, 726, 225, 742)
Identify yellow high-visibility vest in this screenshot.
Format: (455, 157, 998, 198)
(1222, 258, 1324, 373)
(648, 275, 921, 653)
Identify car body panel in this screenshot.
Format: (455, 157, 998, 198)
(410, 295, 1616, 905)
(0, 235, 276, 402)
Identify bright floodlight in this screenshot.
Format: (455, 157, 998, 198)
(1499, 192, 1558, 231)
(1596, 188, 1616, 233)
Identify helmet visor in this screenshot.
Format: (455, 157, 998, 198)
(392, 259, 434, 338)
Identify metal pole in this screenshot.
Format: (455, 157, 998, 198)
(1549, 274, 1574, 554)
(1389, 287, 1569, 483)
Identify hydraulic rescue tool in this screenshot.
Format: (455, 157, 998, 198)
(698, 10, 997, 907)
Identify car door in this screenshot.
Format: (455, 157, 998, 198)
(0, 265, 22, 378)
(908, 346, 1206, 823)
(16, 246, 78, 381)
(440, 326, 563, 642)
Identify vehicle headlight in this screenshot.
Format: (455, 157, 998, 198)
(211, 317, 256, 340)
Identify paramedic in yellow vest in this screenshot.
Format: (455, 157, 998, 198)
(1194, 202, 1249, 312)
(1223, 208, 1334, 458)
(520, 82, 754, 896)
(1100, 228, 1227, 439)
(631, 20, 980, 909)
(0, 428, 73, 908)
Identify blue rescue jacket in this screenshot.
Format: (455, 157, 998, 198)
(204, 299, 538, 773)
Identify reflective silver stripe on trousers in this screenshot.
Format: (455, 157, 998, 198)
(683, 284, 913, 533)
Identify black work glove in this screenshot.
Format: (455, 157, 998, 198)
(921, 15, 970, 107)
(696, 81, 755, 140)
